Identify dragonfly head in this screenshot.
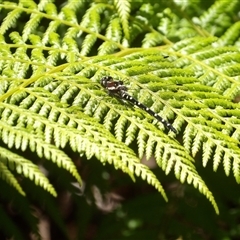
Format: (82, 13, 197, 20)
(100, 76, 113, 88)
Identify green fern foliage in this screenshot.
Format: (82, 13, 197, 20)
(0, 0, 240, 227)
(0, 146, 57, 196)
(194, 0, 240, 36)
(113, 0, 130, 40)
(0, 160, 25, 196)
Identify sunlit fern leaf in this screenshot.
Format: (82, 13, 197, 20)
(145, 136, 156, 161)
(42, 20, 60, 46)
(79, 2, 107, 33)
(125, 122, 138, 146)
(43, 2, 58, 15)
(79, 3, 109, 55)
(62, 5, 78, 24)
(216, 22, 240, 47)
(41, 0, 84, 45)
(142, 32, 163, 48)
(115, 115, 128, 142)
(0, 107, 81, 181)
(11, 36, 240, 212)
(137, 129, 148, 159)
(3, 78, 170, 197)
(0, 161, 25, 196)
(106, 17, 123, 42)
(194, 0, 240, 36)
(101, 108, 118, 130)
(47, 33, 62, 65)
(1, 1, 240, 238)
(202, 140, 214, 167)
(213, 146, 224, 172)
(80, 34, 98, 56)
(98, 41, 120, 56)
(22, 12, 42, 42)
(0, 0, 240, 215)
(172, 153, 219, 214)
(183, 124, 194, 153)
(83, 97, 99, 116)
(191, 131, 204, 157)
(0, 4, 22, 35)
(223, 151, 231, 177)
(0, 146, 56, 196)
(121, 18, 142, 47)
(113, 0, 130, 40)
(128, 160, 167, 202)
(233, 159, 240, 184)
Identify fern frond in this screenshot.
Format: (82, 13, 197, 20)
(80, 34, 97, 56)
(0, 161, 25, 196)
(1, 0, 240, 218)
(0, 80, 169, 198)
(4, 36, 240, 211)
(142, 32, 163, 48)
(194, 0, 240, 36)
(22, 10, 42, 42)
(113, 0, 130, 40)
(0, 3, 21, 35)
(98, 17, 123, 55)
(79, 3, 111, 55)
(0, 104, 82, 187)
(0, 145, 56, 196)
(216, 22, 240, 47)
(2, 1, 240, 238)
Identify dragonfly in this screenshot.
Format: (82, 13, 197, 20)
(100, 76, 177, 133)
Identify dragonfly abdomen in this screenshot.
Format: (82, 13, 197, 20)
(120, 91, 177, 133)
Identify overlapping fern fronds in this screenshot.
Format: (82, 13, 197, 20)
(0, 1, 240, 231)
